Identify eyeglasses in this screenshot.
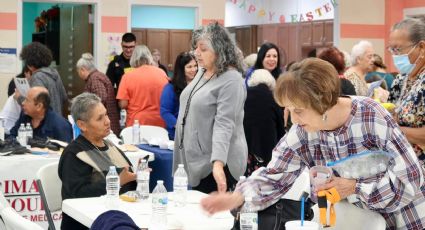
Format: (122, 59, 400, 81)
(387, 43, 417, 55)
(122, 45, 135, 50)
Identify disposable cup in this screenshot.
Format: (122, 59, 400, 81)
(285, 220, 319, 230)
(309, 165, 332, 202)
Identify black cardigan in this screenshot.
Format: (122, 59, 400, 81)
(244, 84, 285, 165)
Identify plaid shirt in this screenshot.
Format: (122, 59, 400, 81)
(85, 70, 121, 135)
(237, 97, 425, 230)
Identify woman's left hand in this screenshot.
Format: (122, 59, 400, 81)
(212, 161, 227, 193)
(314, 176, 356, 200)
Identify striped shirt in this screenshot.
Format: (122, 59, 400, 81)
(236, 97, 425, 230)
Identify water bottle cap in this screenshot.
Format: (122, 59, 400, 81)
(245, 196, 252, 202)
(157, 180, 164, 184)
(178, 164, 184, 168)
(109, 166, 116, 170)
(140, 159, 147, 163)
(239, 176, 246, 180)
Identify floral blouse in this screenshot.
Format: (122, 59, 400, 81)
(389, 70, 425, 156)
(343, 70, 368, 96)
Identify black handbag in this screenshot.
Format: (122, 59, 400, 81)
(232, 198, 315, 230)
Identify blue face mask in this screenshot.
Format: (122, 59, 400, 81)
(392, 45, 417, 75)
(392, 54, 415, 75)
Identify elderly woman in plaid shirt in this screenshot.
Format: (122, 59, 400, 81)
(201, 58, 425, 230)
(77, 53, 121, 135)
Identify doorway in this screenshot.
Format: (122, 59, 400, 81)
(22, 2, 95, 109)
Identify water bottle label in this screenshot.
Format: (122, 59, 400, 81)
(153, 197, 168, 205)
(240, 213, 258, 230)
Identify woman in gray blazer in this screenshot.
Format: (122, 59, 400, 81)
(173, 22, 248, 194)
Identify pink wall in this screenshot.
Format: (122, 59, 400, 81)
(340, 0, 425, 72)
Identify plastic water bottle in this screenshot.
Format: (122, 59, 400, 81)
(173, 164, 188, 207)
(120, 109, 126, 129)
(17, 123, 27, 146)
(25, 123, 33, 142)
(105, 166, 120, 209)
(136, 159, 150, 200)
(151, 180, 168, 229)
(240, 196, 258, 230)
(133, 119, 140, 145)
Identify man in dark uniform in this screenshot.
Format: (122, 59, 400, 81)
(106, 33, 136, 94)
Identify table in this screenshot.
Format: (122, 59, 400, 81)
(138, 144, 173, 192)
(62, 190, 234, 229)
(0, 149, 153, 229)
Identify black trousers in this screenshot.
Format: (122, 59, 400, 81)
(192, 165, 238, 194)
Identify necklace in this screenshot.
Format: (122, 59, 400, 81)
(179, 69, 216, 149)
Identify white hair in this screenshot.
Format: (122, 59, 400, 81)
(350, 40, 373, 66)
(243, 53, 257, 69)
(76, 53, 96, 71)
(247, 69, 276, 90)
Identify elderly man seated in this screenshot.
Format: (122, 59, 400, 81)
(9, 86, 72, 143)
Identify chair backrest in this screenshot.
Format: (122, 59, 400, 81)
(120, 125, 169, 144)
(36, 162, 61, 230)
(0, 191, 9, 210)
(140, 125, 169, 142)
(1, 207, 44, 230)
(312, 200, 386, 230)
(120, 126, 133, 144)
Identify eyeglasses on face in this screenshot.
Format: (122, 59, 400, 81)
(122, 45, 135, 50)
(387, 43, 417, 55)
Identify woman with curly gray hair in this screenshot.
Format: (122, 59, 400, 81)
(173, 22, 247, 193)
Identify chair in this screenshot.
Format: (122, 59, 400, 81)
(120, 125, 169, 144)
(1, 207, 44, 230)
(36, 162, 62, 230)
(311, 200, 386, 230)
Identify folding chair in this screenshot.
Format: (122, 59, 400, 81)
(36, 162, 62, 230)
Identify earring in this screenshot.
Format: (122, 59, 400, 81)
(322, 113, 328, 122)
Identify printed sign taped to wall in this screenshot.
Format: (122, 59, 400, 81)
(0, 48, 17, 74)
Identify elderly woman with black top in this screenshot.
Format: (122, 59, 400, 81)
(59, 93, 136, 230)
(173, 22, 247, 194)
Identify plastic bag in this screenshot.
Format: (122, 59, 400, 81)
(326, 150, 394, 179)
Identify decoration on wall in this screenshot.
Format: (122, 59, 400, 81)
(228, 0, 337, 23)
(105, 35, 121, 65)
(34, 5, 59, 32)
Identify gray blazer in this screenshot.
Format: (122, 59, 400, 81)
(173, 68, 248, 187)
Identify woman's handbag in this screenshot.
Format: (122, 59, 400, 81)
(232, 198, 315, 230)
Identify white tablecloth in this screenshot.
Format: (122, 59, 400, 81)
(62, 190, 234, 230)
(0, 149, 153, 229)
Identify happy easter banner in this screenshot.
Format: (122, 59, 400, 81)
(225, 0, 337, 27)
